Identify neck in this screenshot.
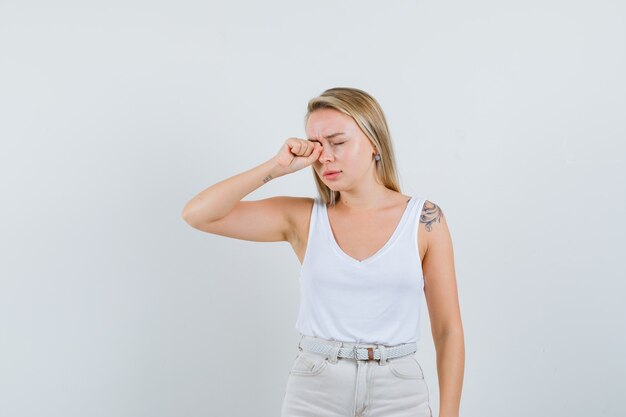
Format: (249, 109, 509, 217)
(334, 186, 400, 212)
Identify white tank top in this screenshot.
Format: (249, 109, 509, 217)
(294, 195, 428, 346)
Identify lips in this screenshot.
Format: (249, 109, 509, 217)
(323, 170, 341, 176)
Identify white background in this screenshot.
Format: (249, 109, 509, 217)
(1, 1, 625, 416)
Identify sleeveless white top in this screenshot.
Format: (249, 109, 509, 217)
(294, 195, 428, 346)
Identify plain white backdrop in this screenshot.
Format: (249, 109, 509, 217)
(1, 1, 625, 416)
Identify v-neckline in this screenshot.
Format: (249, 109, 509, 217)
(322, 197, 415, 266)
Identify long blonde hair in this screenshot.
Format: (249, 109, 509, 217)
(304, 87, 401, 205)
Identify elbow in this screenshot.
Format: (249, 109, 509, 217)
(433, 326, 464, 343)
(181, 197, 222, 228)
(181, 205, 196, 226)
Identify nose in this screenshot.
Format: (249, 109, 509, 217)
(318, 144, 335, 162)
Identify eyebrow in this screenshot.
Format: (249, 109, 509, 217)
(307, 132, 346, 141)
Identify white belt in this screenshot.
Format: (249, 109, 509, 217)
(299, 337, 417, 361)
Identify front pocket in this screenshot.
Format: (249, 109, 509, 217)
(388, 355, 425, 379)
(289, 351, 328, 376)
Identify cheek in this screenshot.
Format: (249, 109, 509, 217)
(347, 145, 371, 165)
(337, 145, 359, 159)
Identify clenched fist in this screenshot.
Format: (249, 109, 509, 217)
(272, 137, 323, 176)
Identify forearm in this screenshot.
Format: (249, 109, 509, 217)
(434, 330, 465, 417)
(181, 158, 284, 224)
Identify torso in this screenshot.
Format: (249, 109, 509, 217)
(287, 194, 428, 266)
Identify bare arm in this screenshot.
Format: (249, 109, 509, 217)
(181, 138, 322, 242)
(421, 201, 465, 417)
(181, 157, 284, 225)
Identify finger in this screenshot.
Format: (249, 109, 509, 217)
(290, 140, 304, 155)
(306, 142, 322, 162)
(301, 140, 314, 156)
(297, 141, 304, 155)
(303, 140, 316, 156)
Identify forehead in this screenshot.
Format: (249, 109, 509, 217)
(305, 108, 356, 138)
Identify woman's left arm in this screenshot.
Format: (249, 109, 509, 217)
(420, 200, 465, 417)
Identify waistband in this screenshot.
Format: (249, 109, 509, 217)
(297, 334, 417, 364)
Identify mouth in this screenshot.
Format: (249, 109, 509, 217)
(323, 170, 342, 179)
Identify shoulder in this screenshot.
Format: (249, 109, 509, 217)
(419, 199, 445, 232)
(418, 199, 452, 251)
(274, 196, 315, 221)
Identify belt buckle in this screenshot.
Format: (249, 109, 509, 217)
(352, 344, 375, 361)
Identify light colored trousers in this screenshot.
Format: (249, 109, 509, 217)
(281, 334, 433, 417)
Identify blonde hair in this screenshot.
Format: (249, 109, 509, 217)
(304, 87, 401, 206)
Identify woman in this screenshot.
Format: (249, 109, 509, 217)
(182, 87, 464, 417)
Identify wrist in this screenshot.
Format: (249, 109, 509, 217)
(264, 157, 288, 180)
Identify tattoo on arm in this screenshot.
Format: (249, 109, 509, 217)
(262, 174, 273, 183)
(420, 200, 443, 232)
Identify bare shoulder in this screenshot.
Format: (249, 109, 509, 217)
(246, 195, 314, 244)
(420, 199, 445, 232)
(418, 199, 452, 256)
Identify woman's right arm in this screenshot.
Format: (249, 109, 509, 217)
(180, 138, 322, 243)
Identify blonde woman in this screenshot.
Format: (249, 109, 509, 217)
(182, 87, 464, 417)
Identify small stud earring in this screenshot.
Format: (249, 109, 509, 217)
(374, 154, 381, 161)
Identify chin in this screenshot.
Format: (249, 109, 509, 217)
(327, 184, 346, 191)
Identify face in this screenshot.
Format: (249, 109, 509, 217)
(305, 108, 377, 189)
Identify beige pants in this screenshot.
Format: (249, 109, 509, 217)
(281, 334, 433, 417)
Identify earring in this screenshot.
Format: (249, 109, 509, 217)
(374, 153, 381, 161)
